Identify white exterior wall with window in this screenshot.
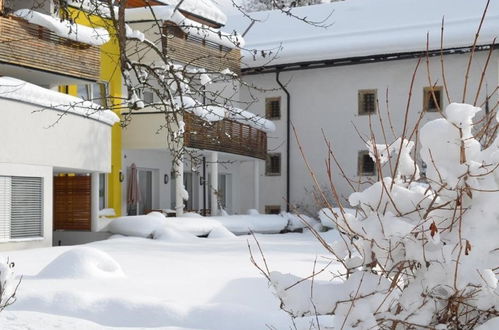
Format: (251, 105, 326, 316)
(239, 52, 499, 214)
(0, 89, 117, 250)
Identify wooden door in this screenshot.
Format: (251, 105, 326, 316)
(53, 176, 91, 231)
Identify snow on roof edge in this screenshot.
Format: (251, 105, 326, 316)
(155, 0, 227, 26)
(228, 0, 499, 69)
(0, 77, 120, 126)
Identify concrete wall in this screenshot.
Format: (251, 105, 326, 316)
(240, 51, 499, 215)
(0, 99, 113, 173)
(0, 163, 52, 251)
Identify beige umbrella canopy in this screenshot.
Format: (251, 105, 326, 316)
(127, 163, 141, 206)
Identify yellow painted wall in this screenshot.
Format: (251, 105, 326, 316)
(66, 8, 123, 216)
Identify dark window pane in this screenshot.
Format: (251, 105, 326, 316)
(362, 154, 375, 174)
(363, 93, 376, 113)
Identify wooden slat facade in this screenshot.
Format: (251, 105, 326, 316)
(53, 176, 91, 231)
(183, 113, 267, 160)
(0, 15, 100, 81)
(163, 26, 240, 75)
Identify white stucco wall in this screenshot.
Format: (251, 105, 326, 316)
(0, 99, 113, 172)
(240, 51, 499, 215)
(0, 99, 115, 250)
(0, 163, 52, 251)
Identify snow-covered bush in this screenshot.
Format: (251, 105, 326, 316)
(266, 103, 499, 329)
(0, 260, 19, 312)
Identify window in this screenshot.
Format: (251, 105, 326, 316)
(265, 205, 281, 214)
(99, 173, 106, 210)
(265, 97, 281, 120)
(423, 86, 443, 112)
(358, 151, 376, 176)
(0, 176, 43, 240)
(358, 89, 377, 115)
(77, 83, 109, 107)
(143, 90, 154, 104)
(266, 153, 281, 176)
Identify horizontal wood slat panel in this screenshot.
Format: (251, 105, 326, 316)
(163, 32, 240, 75)
(0, 15, 100, 81)
(53, 176, 91, 231)
(184, 113, 267, 159)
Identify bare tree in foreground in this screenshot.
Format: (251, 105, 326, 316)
(250, 6, 499, 330)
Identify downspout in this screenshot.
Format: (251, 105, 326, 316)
(275, 70, 291, 212)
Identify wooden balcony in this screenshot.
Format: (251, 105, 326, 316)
(163, 28, 240, 75)
(183, 113, 267, 160)
(0, 15, 100, 81)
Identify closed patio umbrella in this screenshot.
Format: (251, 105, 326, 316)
(127, 163, 141, 212)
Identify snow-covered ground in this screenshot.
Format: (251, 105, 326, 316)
(0, 230, 340, 329)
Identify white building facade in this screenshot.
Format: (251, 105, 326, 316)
(229, 0, 499, 214)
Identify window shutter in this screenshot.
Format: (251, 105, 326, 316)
(11, 177, 43, 239)
(0, 176, 11, 241)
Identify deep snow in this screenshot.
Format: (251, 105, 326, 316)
(0, 231, 340, 329)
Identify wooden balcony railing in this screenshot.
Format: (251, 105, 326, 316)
(0, 15, 100, 81)
(163, 26, 240, 75)
(183, 113, 267, 160)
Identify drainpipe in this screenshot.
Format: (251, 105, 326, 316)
(275, 70, 291, 212)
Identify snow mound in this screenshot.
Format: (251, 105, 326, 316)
(318, 207, 358, 229)
(170, 217, 224, 236)
(208, 226, 237, 239)
(108, 213, 167, 238)
(213, 214, 288, 235)
(282, 212, 320, 231)
(153, 226, 198, 242)
(37, 247, 124, 279)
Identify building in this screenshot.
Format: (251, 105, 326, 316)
(118, 0, 274, 217)
(0, 0, 119, 250)
(228, 0, 499, 214)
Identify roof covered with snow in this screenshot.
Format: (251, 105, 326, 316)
(0, 77, 120, 126)
(156, 0, 227, 26)
(225, 0, 499, 68)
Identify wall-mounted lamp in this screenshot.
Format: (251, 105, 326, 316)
(119, 171, 124, 183)
(164, 174, 169, 184)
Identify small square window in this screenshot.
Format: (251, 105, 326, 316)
(423, 86, 443, 112)
(358, 89, 377, 115)
(265, 205, 281, 214)
(266, 153, 281, 176)
(265, 97, 281, 120)
(358, 150, 376, 176)
(143, 90, 154, 104)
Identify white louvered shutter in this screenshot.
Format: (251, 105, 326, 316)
(0, 176, 11, 241)
(10, 177, 43, 239)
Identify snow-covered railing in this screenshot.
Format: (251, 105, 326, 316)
(0, 14, 101, 81)
(0, 77, 119, 126)
(13, 9, 110, 46)
(183, 112, 267, 160)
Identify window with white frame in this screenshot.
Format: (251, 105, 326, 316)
(77, 82, 109, 107)
(0, 176, 43, 240)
